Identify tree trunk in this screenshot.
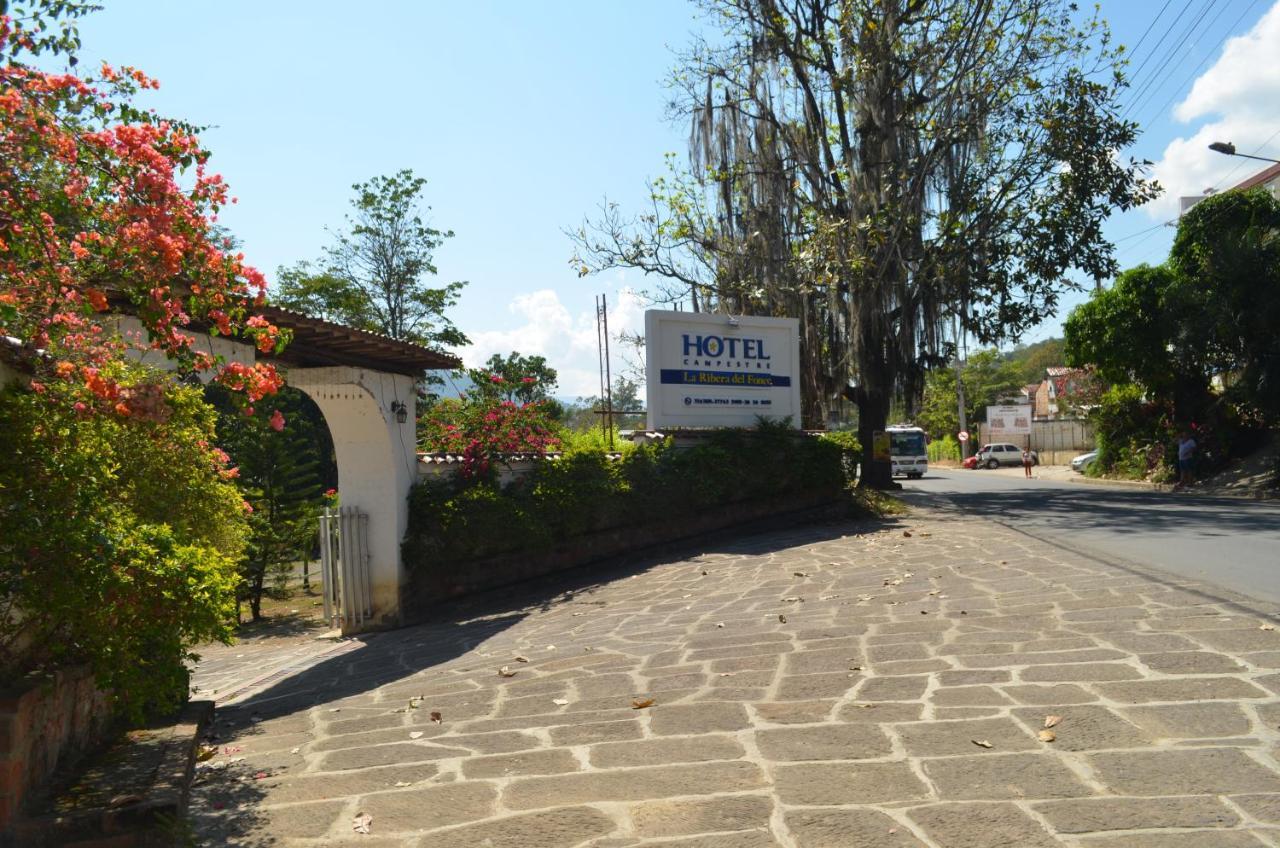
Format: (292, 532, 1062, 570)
(856, 388, 896, 489)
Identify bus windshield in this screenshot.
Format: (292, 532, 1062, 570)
(890, 431, 926, 456)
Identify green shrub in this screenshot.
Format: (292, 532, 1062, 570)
(0, 370, 246, 719)
(927, 435, 961, 463)
(1090, 384, 1175, 481)
(403, 425, 849, 577)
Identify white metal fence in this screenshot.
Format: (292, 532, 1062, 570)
(319, 506, 372, 630)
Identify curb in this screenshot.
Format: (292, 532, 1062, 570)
(8, 701, 213, 848)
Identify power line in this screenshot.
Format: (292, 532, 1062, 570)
(1123, 0, 1199, 99)
(1127, 0, 1175, 61)
(1135, 0, 1263, 128)
(1121, 0, 1217, 122)
(1128, 0, 1242, 123)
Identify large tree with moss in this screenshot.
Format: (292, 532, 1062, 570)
(572, 0, 1155, 486)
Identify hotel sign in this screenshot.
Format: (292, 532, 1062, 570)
(644, 310, 801, 429)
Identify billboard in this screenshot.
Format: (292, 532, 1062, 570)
(985, 403, 1032, 436)
(645, 310, 801, 429)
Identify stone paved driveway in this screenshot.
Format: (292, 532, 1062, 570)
(191, 506, 1280, 847)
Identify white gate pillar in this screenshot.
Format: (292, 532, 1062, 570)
(289, 366, 418, 630)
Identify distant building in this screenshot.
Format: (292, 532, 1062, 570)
(1182, 161, 1280, 217)
(1027, 366, 1098, 420)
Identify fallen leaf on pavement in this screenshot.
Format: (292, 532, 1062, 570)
(409, 731, 424, 739)
(782, 596, 803, 602)
(352, 812, 373, 834)
(393, 781, 412, 787)
(971, 739, 993, 749)
(631, 697, 655, 709)
(553, 698, 569, 706)
(429, 711, 443, 724)
(290, 747, 300, 754)
(108, 794, 144, 808)
(1261, 624, 1276, 631)
(498, 666, 516, 678)
(778, 614, 787, 623)
(716, 622, 725, 628)
(196, 745, 217, 762)
(1038, 730, 1057, 743)
(514, 655, 530, 662)
(793, 571, 809, 577)
(1044, 715, 1063, 728)
(903, 531, 912, 537)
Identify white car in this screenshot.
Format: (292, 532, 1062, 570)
(975, 443, 1038, 469)
(1071, 450, 1098, 473)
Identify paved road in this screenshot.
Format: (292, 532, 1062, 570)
(904, 468, 1280, 605)
(191, 505, 1280, 847)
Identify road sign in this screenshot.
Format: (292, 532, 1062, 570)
(985, 404, 1032, 436)
(958, 430, 969, 442)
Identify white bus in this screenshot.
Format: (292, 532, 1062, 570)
(887, 425, 928, 479)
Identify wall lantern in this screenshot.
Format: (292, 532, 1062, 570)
(390, 400, 408, 423)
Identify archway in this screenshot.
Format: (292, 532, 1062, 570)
(114, 306, 459, 631)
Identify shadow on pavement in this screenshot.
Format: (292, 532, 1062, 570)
(212, 513, 899, 730)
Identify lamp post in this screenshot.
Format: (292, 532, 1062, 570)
(1208, 141, 1280, 164)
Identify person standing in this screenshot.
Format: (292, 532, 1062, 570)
(1176, 430, 1197, 490)
(1022, 447, 1034, 478)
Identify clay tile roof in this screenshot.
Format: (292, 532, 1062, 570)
(255, 304, 460, 376)
(1234, 161, 1280, 192)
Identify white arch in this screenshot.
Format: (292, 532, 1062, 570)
(112, 317, 421, 630)
(289, 366, 418, 629)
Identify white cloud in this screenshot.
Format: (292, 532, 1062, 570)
(460, 277, 649, 398)
(1147, 1, 1280, 220)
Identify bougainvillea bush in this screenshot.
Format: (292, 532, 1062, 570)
(419, 393, 563, 478)
(0, 366, 247, 717)
(0, 3, 286, 715)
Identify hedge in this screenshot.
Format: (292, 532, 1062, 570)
(403, 424, 852, 573)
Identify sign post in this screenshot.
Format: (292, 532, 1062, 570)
(644, 310, 801, 430)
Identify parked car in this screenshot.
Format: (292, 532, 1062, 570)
(974, 443, 1038, 469)
(963, 454, 980, 469)
(1071, 450, 1098, 473)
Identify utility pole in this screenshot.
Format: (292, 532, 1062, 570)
(954, 315, 968, 460)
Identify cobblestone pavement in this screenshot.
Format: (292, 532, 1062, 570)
(190, 505, 1280, 847)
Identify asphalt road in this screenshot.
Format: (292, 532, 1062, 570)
(902, 467, 1280, 606)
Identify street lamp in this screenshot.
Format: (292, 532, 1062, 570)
(1208, 141, 1280, 164)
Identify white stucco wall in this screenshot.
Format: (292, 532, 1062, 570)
(290, 366, 418, 628)
(112, 315, 257, 376)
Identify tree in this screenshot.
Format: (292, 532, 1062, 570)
(572, 0, 1155, 487)
(917, 349, 1022, 440)
(1170, 188, 1280, 421)
(467, 351, 558, 404)
(1006, 338, 1067, 385)
(212, 388, 327, 621)
(276, 170, 468, 350)
(1, 1, 284, 713)
(1067, 188, 1280, 425)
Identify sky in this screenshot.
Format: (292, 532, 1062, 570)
(67, 0, 1280, 397)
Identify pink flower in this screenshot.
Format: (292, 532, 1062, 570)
(489, 375, 504, 383)
(521, 376, 536, 384)
(269, 409, 285, 431)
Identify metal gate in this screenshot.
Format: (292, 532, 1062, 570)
(319, 506, 372, 630)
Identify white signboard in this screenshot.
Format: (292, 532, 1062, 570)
(645, 310, 801, 429)
(985, 404, 1032, 436)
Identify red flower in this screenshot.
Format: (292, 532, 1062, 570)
(269, 409, 285, 431)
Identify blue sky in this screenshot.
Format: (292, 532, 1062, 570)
(71, 0, 1280, 395)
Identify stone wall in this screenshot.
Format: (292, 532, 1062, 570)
(0, 666, 113, 831)
(403, 491, 841, 620)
